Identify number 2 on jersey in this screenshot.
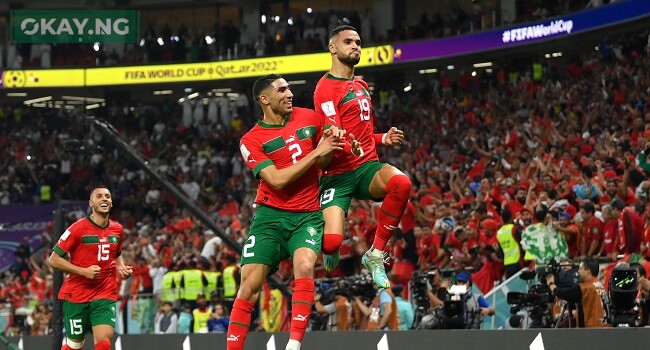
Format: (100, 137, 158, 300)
(358, 98, 370, 121)
(288, 143, 302, 164)
(243, 235, 256, 257)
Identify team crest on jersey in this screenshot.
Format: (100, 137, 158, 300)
(307, 227, 317, 236)
(321, 101, 336, 117)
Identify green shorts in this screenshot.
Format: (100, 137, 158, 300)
(319, 160, 388, 213)
(241, 205, 323, 275)
(63, 299, 116, 340)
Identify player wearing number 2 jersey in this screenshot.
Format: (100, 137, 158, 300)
(314, 25, 412, 289)
(226, 74, 346, 350)
(49, 186, 133, 350)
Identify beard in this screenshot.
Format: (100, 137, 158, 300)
(339, 53, 361, 65)
(517, 197, 526, 204)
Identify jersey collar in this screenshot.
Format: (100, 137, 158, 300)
(86, 215, 109, 229)
(326, 72, 353, 81)
(257, 114, 291, 128)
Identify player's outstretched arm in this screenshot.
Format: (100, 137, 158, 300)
(49, 251, 101, 279)
(259, 133, 344, 190)
(373, 127, 404, 147)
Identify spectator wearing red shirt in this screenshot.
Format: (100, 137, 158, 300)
(132, 257, 154, 295)
(580, 201, 604, 258)
(601, 204, 620, 261)
(612, 198, 644, 254)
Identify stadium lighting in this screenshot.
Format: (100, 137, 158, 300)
(139, 39, 145, 47)
(85, 103, 102, 110)
(288, 80, 307, 85)
(418, 68, 437, 74)
(307, 8, 313, 13)
(403, 83, 412, 92)
(261, 15, 267, 24)
(188, 92, 199, 99)
(93, 43, 100, 52)
(153, 90, 173, 95)
(473, 61, 492, 68)
(274, 16, 280, 22)
(212, 88, 232, 93)
(178, 97, 186, 103)
(23, 96, 52, 105)
(545, 53, 551, 58)
(486, 68, 493, 73)
(471, 71, 477, 77)
(447, 65, 455, 70)
(62, 96, 105, 103)
(288, 17, 294, 25)
(157, 37, 164, 46)
(7, 92, 27, 97)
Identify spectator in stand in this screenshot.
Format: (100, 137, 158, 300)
(154, 301, 178, 334)
(207, 302, 230, 333)
(611, 198, 644, 255)
(580, 201, 604, 258)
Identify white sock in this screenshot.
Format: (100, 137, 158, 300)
(286, 339, 301, 350)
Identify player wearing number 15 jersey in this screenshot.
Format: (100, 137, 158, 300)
(314, 25, 412, 289)
(50, 186, 133, 350)
(227, 74, 346, 350)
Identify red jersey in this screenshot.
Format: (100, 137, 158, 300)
(582, 216, 604, 254)
(240, 107, 324, 212)
(602, 219, 618, 255)
(314, 73, 378, 175)
(400, 202, 417, 233)
(618, 207, 644, 253)
(53, 216, 124, 302)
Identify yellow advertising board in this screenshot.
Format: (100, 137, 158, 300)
(1, 69, 85, 88)
(1, 45, 393, 88)
(86, 45, 393, 86)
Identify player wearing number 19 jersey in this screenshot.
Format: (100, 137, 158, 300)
(314, 25, 412, 289)
(227, 74, 345, 350)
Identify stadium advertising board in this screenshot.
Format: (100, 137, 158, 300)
(84, 45, 394, 86)
(10, 10, 139, 44)
(0, 203, 86, 272)
(392, 0, 650, 63)
(1, 69, 85, 88)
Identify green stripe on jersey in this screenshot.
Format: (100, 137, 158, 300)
(82, 235, 99, 244)
(296, 126, 316, 140)
(108, 235, 120, 244)
(340, 89, 357, 105)
(262, 136, 286, 153)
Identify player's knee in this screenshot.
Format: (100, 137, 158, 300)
(387, 174, 412, 199)
(66, 338, 84, 349)
(322, 233, 343, 255)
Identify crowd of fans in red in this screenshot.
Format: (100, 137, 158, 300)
(1, 26, 649, 333)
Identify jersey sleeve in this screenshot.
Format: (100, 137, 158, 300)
(240, 134, 273, 178)
(314, 83, 342, 128)
(116, 223, 125, 257)
(53, 224, 79, 257)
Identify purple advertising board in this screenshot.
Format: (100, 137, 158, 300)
(0, 202, 86, 272)
(392, 0, 650, 64)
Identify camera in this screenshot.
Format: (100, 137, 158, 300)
(608, 264, 639, 327)
(507, 268, 555, 328)
(536, 260, 579, 288)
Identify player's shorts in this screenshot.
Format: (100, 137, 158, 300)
(63, 299, 116, 340)
(319, 160, 388, 213)
(241, 205, 323, 275)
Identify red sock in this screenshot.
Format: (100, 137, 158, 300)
(94, 340, 110, 350)
(373, 174, 411, 250)
(227, 298, 255, 350)
(61, 344, 73, 350)
(322, 233, 343, 255)
(290, 278, 314, 342)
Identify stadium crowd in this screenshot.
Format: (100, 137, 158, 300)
(1, 0, 591, 69)
(1, 27, 650, 334)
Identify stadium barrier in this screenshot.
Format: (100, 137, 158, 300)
(2, 328, 649, 350)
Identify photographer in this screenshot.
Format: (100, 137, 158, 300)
(425, 268, 449, 308)
(314, 290, 352, 331)
(545, 258, 608, 328)
(354, 288, 399, 331)
(455, 272, 495, 319)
